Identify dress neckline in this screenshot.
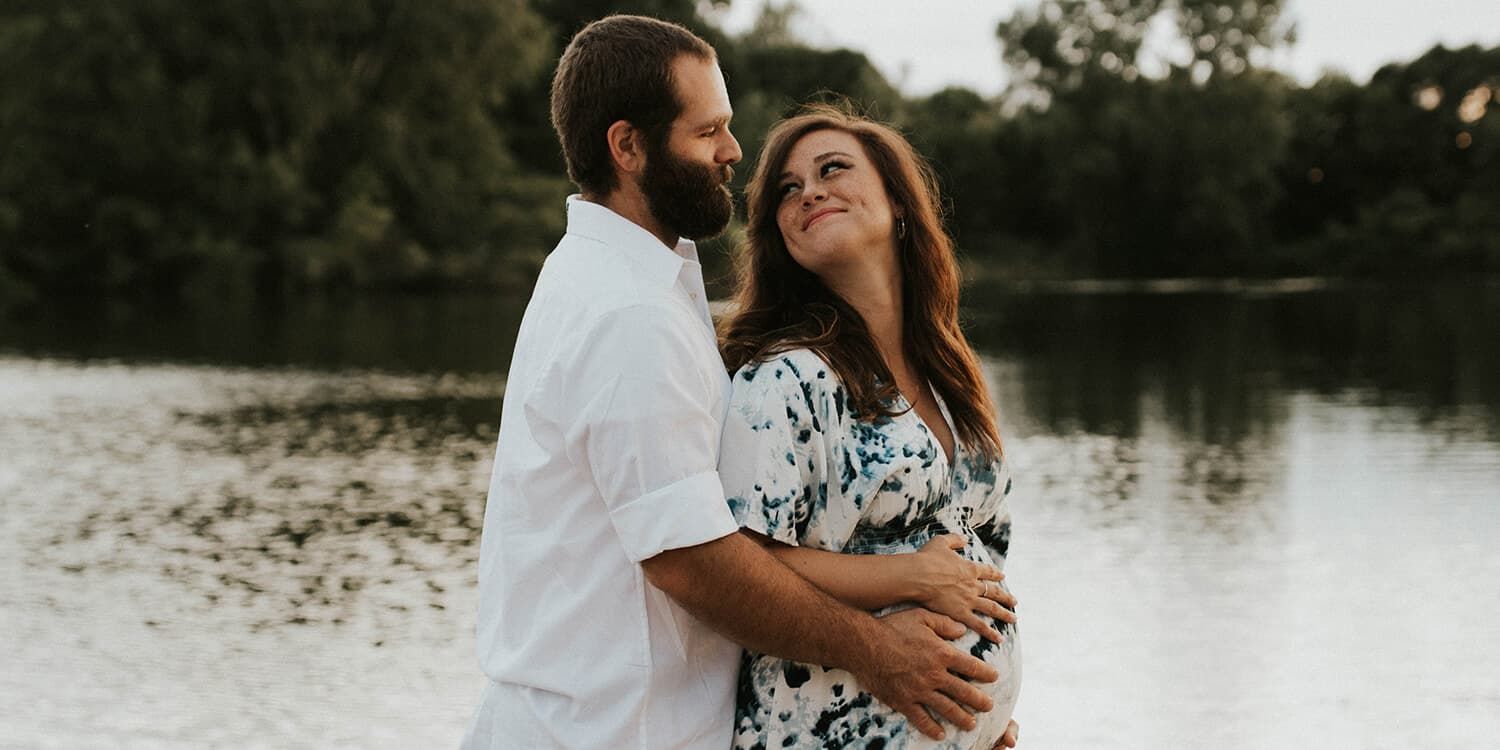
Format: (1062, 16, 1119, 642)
(897, 383, 959, 470)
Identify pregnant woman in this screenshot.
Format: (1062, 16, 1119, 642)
(717, 105, 1023, 749)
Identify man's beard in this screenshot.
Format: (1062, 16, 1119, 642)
(640, 137, 734, 242)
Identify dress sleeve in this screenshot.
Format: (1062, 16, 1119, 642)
(716, 353, 843, 548)
(543, 303, 738, 563)
(972, 460, 1014, 568)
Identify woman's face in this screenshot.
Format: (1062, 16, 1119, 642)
(773, 129, 899, 279)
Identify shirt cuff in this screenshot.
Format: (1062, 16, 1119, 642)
(609, 470, 738, 563)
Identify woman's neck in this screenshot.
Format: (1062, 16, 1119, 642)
(824, 253, 906, 373)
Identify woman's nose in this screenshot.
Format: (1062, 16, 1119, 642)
(801, 185, 826, 207)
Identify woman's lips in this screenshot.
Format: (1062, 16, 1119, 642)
(803, 207, 844, 231)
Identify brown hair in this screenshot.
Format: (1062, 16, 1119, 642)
(549, 15, 715, 197)
(719, 104, 1002, 458)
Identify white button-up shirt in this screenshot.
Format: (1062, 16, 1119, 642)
(462, 196, 741, 749)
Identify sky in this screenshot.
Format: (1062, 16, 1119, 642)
(707, 0, 1500, 96)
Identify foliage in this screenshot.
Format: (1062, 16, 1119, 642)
(0, 0, 1496, 307)
(0, 0, 564, 300)
(1276, 45, 1500, 274)
(984, 0, 1494, 277)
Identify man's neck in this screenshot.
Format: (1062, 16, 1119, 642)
(586, 187, 679, 250)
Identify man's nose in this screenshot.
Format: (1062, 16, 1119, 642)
(720, 129, 742, 165)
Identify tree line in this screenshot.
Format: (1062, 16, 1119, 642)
(1, 0, 1495, 308)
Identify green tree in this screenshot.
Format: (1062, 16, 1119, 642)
(1173, 0, 1294, 78)
(1278, 44, 1500, 274)
(0, 0, 562, 300)
(996, 0, 1164, 98)
(997, 0, 1292, 96)
(990, 0, 1294, 276)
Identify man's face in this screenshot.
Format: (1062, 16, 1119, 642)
(640, 55, 742, 241)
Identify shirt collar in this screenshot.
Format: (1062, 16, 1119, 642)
(564, 195, 700, 291)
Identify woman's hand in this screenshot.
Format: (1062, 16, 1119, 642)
(991, 719, 1020, 748)
(906, 534, 1017, 643)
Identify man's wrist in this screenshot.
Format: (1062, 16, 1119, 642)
(835, 608, 887, 677)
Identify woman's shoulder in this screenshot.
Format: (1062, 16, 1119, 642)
(731, 347, 842, 390)
(727, 348, 851, 424)
(724, 347, 848, 448)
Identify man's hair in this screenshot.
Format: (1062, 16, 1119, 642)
(550, 15, 716, 197)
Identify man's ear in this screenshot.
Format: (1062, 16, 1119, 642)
(606, 120, 647, 177)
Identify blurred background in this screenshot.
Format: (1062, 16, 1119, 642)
(1, 1, 1497, 747)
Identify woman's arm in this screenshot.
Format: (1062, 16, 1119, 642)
(746, 531, 1018, 642)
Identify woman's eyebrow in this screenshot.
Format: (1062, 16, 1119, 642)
(781, 151, 857, 181)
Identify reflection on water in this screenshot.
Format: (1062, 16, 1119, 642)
(970, 281, 1500, 748)
(0, 361, 501, 746)
(2, 282, 1498, 747)
(0, 294, 527, 373)
(969, 280, 1500, 443)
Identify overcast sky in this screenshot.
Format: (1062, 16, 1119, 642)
(708, 0, 1500, 95)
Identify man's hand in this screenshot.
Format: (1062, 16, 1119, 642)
(643, 535, 1001, 742)
(851, 608, 999, 741)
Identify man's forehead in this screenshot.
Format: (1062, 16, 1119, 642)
(671, 56, 732, 121)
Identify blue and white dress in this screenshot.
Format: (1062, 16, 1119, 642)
(718, 348, 1021, 750)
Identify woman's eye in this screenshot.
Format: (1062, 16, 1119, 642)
(778, 182, 799, 198)
(820, 160, 849, 176)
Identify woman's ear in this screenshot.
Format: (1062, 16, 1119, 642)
(606, 120, 647, 177)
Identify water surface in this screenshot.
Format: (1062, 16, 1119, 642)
(2, 281, 1497, 748)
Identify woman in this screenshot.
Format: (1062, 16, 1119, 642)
(717, 105, 1022, 749)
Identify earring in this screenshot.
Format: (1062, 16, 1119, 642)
(897, 217, 908, 239)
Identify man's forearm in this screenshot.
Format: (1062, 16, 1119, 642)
(645, 532, 1002, 740)
(642, 531, 883, 671)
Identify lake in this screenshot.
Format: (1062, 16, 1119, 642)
(2, 279, 1498, 748)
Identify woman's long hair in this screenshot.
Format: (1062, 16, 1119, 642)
(719, 104, 1002, 458)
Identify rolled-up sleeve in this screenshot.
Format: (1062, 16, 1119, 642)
(607, 470, 731, 562)
(560, 303, 737, 563)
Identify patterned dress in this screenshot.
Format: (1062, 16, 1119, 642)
(718, 348, 1021, 750)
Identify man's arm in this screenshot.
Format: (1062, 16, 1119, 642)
(642, 531, 1000, 741)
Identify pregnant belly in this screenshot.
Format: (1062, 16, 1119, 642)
(907, 621, 1022, 750)
(737, 618, 1021, 750)
(862, 595, 1021, 750)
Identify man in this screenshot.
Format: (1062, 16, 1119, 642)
(463, 15, 1010, 749)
